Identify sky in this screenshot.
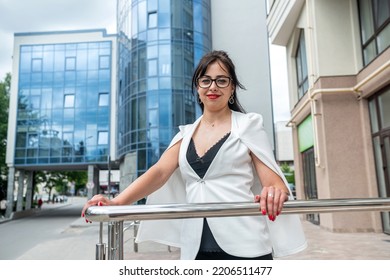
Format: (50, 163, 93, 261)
(0, 0, 290, 123)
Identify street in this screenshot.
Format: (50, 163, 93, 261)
(0, 196, 98, 260)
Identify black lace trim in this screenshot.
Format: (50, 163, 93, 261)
(186, 132, 230, 178)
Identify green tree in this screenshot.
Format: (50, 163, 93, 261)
(280, 162, 295, 184)
(34, 170, 88, 200)
(63, 171, 88, 195)
(0, 73, 11, 199)
(34, 171, 61, 202)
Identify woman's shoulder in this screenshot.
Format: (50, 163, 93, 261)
(232, 111, 264, 127)
(178, 119, 199, 135)
(178, 123, 195, 132)
(171, 117, 201, 143)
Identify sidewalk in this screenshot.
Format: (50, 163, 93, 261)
(277, 220, 390, 260)
(119, 219, 390, 260)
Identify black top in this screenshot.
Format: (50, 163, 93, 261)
(186, 132, 230, 252)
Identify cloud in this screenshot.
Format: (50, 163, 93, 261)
(0, 0, 116, 78)
(0, 0, 290, 123)
(0, 0, 116, 33)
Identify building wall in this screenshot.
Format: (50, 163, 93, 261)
(211, 0, 275, 147)
(268, 0, 390, 232)
(5, 30, 117, 215)
(116, 0, 212, 186)
(7, 29, 117, 170)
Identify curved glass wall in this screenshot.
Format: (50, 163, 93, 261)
(117, 0, 211, 175)
(15, 41, 112, 166)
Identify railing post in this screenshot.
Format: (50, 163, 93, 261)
(107, 222, 115, 260)
(118, 221, 124, 260)
(133, 221, 138, 253)
(107, 221, 124, 260)
(95, 222, 106, 260)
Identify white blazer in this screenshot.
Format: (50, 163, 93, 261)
(136, 111, 307, 259)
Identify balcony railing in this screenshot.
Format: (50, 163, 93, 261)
(85, 197, 390, 260)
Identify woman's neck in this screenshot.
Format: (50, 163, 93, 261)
(202, 109, 231, 127)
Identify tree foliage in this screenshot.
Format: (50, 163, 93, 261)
(280, 162, 295, 184)
(34, 170, 88, 200)
(62, 171, 88, 194)
(0, 73, 11, 199)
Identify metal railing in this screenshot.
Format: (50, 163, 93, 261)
(85, 197, 390, 260)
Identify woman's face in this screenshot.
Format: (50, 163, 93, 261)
(197, 61, 235, 112)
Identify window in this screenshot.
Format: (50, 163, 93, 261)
(148, 12, 157, 28)
(358, 0, 390, 65)
(65, 57, 76, 71)
(98, 93, 109, 106)
(64, 94, 75, 108)
(148, 59, 157, 76)
(32, 59, 42, 72)
(99, 55, 110, 69)
(369, 86, 390, 234)
(302, 147, 319, 225)
(98, 131, 109, 145)
(295, 30, 309, 99)
(30, 96, 40, 109)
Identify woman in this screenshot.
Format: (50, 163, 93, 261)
(82, 50, 307, 260)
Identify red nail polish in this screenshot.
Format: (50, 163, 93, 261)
(85, 219, 89, 223)
(261, 209, 266, 215)
(82, 213, 84, 217)
(276, 211, 280, 216)
(98, 201, 103, 206)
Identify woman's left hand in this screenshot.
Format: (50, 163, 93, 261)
(254, 186, 289, 221)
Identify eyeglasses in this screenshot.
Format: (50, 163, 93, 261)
(197, 76, 232, 88)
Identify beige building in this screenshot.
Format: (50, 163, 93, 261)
(267, 0, 390, 233)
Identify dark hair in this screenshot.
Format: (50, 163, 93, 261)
(192, 50, 246, 113)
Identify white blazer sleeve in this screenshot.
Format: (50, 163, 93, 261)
(237, 112, 307, 257)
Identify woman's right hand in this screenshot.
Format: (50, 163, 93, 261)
(81, 194, 115, 223)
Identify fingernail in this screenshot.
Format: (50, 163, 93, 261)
(276, 211, 280, 216)
(268, 215, 272, 220)
(255, 195, 260, 200)
(261, 209, 266, 215)
(98, 201, 103, 206)
(82, 213, 84, 217)
(85, 219, 89, 223)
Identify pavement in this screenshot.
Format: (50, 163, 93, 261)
(2, 197, 390, 260)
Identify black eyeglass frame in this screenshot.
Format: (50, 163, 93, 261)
(196, 76, 232, 89)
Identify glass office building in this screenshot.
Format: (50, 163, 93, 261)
(117, 0, 212, 176)
(12, 31, 116, 169)
(6, 1, 213, 215)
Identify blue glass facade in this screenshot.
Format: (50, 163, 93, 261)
(15, 40, 112, 166)
(117, 0, 212, 175)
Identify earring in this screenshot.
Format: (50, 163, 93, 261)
(229, 95, 235, 104)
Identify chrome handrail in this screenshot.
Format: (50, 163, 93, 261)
(85, 198, 390, 222)
(85, 198, 390, 260)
